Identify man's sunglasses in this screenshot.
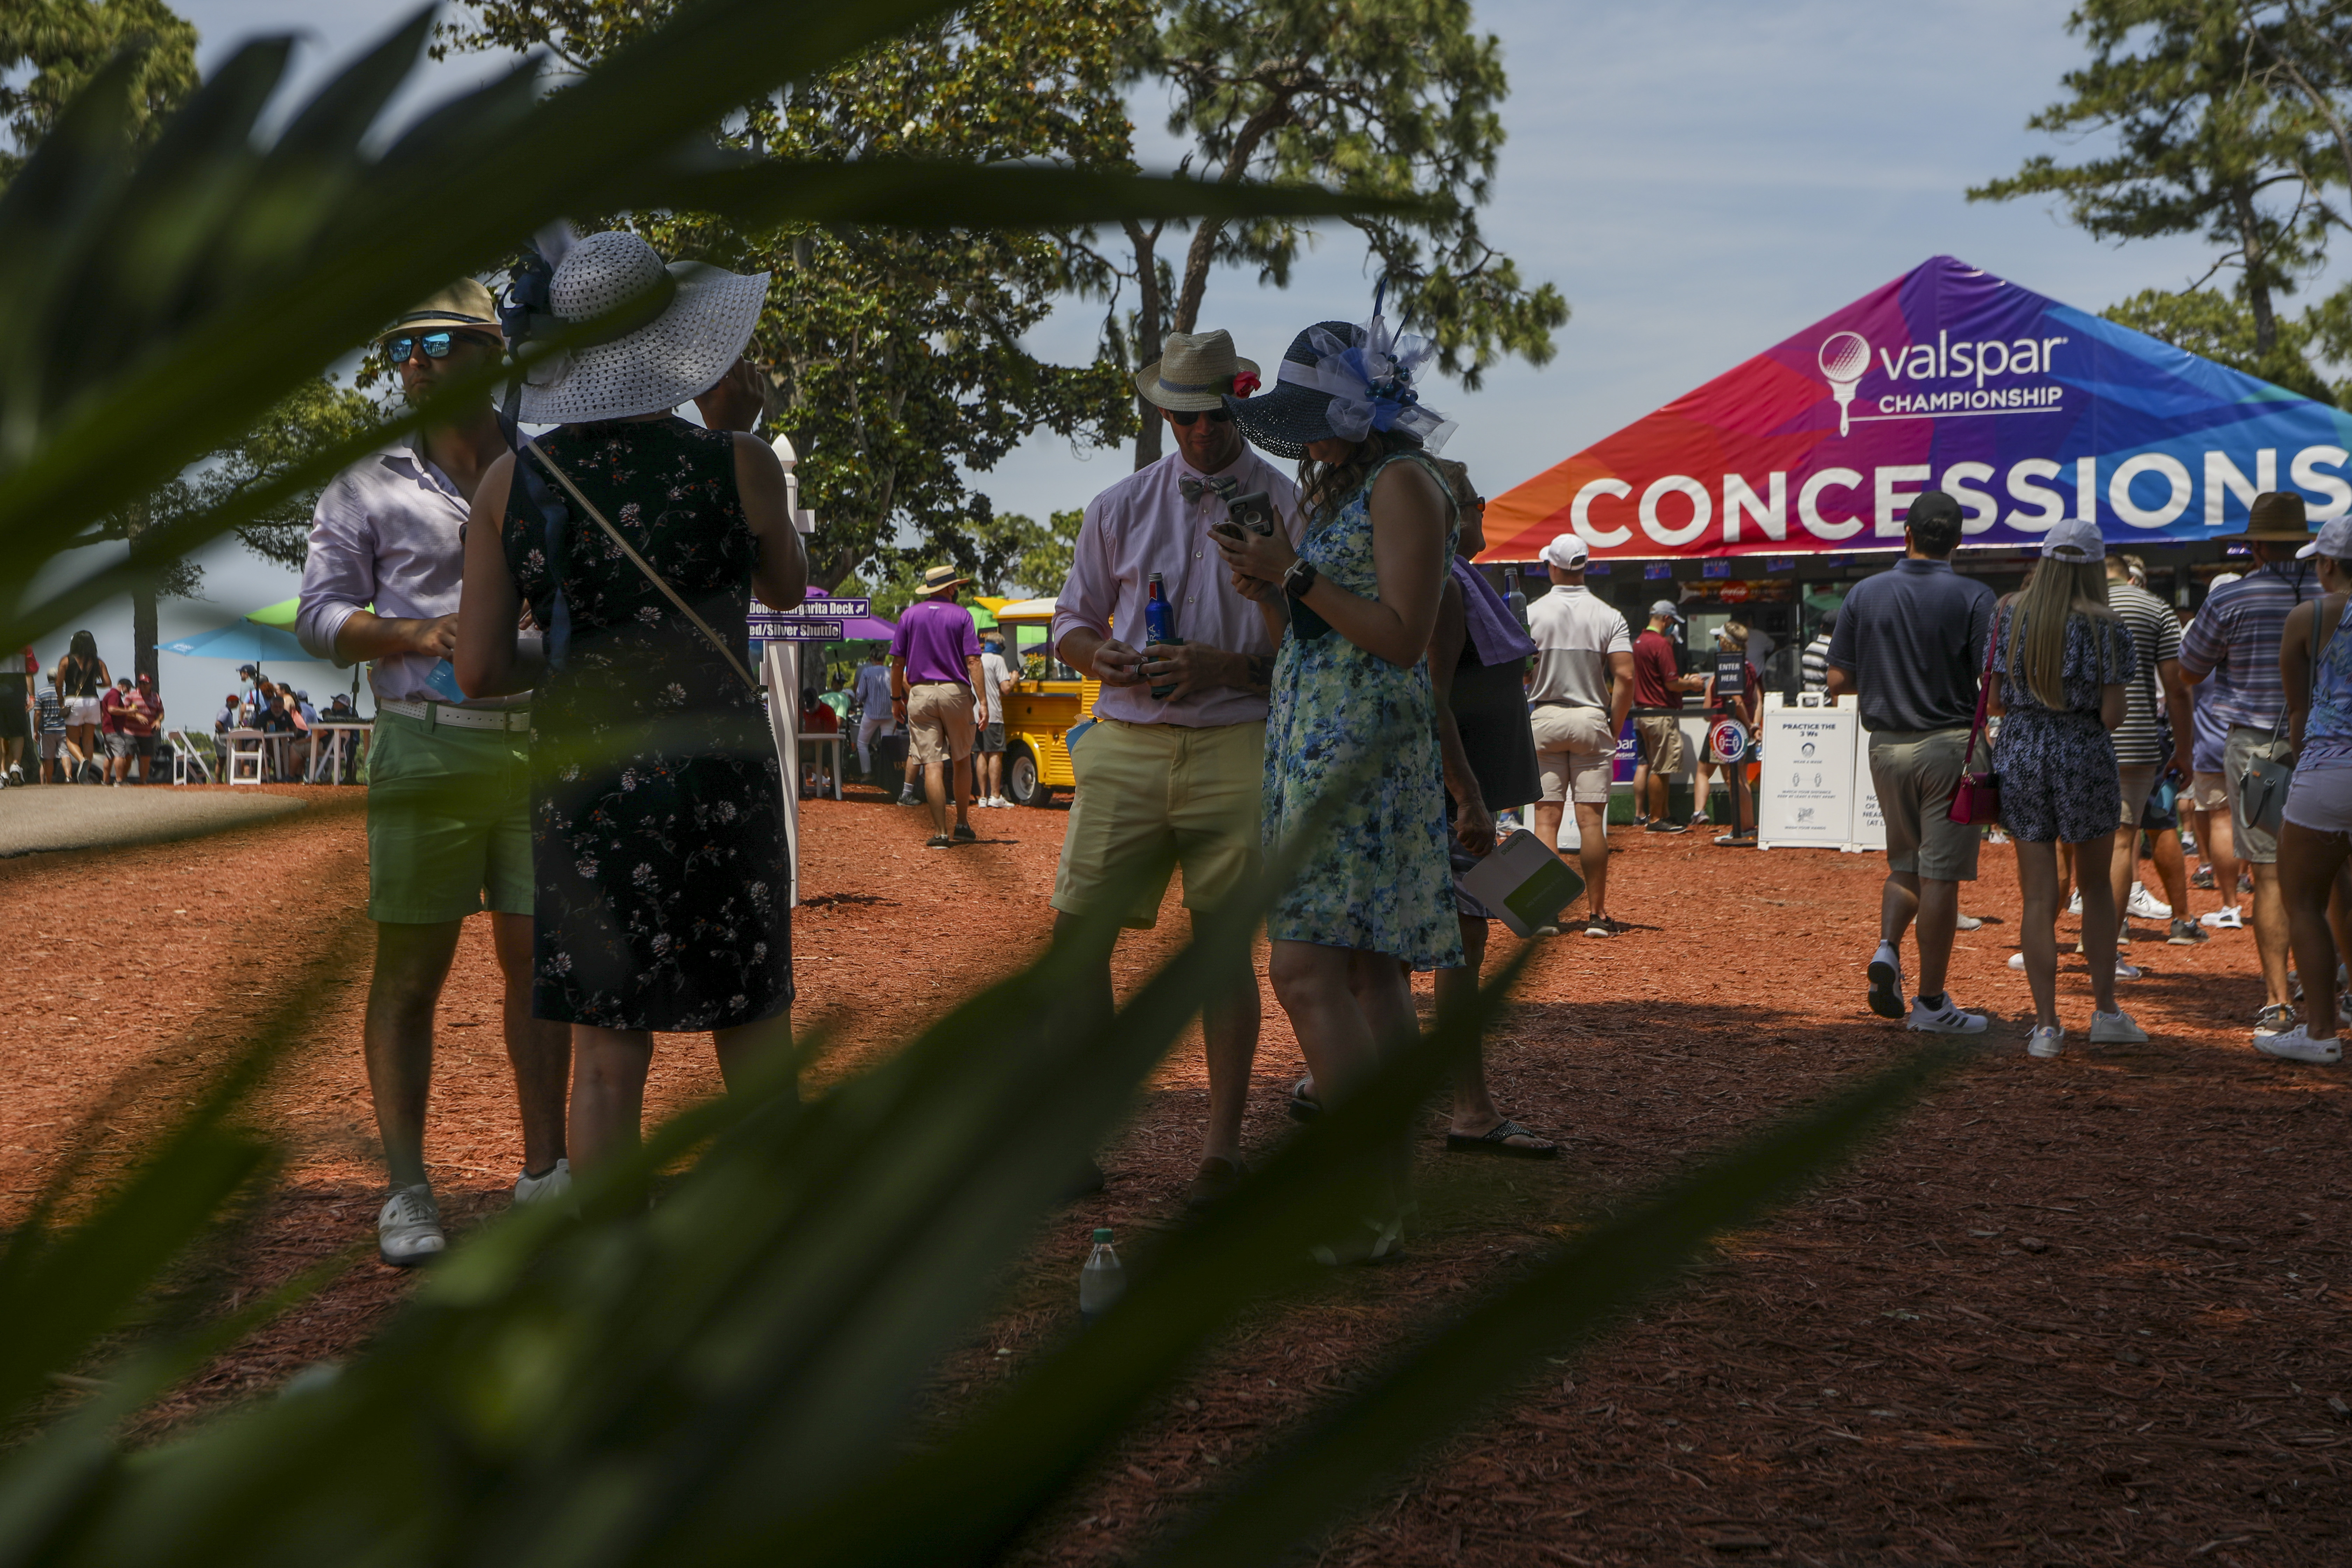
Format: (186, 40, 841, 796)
(383, 330, 495, 363)
(1167, 407, 1233, 425)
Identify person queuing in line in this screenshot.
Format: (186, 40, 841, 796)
(889, 565, 987, 848)
(1628, 600, 1704, 832)
(851, 645, 895, 783)
(127, 673, 164, 784)
(2104, 551, 2204, 950)
(0, 648, 29, 788)
(975, 631, 1015, 808)
(34, 671, 65, 783)
(1992, 522, 2148, 1059)
(1217, 313, 1459, 1264)
(2178, 492, 2319, 1038)
(1698, 619, 1761, 847)
(455, 230, 806, 1176)
(1524, 532, 1634, 936)
(55, 630, 107, 784)
(1050, 327, 1300, 1210)
(1285, 459, 1556, 1157)
(98, 676, 139, 785)
(1801, 608, 1836, 695)
(299, 278, 574, 1266)
(1825, 490, 1995, 1034)
(2183, 573, 2242, 921)
(2265, 514, 2352, 1064)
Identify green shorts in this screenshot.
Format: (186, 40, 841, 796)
(366, 708, 533, 924)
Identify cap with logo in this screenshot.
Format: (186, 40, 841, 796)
(1648, 598, 1684, 622)
(2043, 516, 2105, 563)
(2296, 515, 2352, 560)
(1541, 533, 1589, 571)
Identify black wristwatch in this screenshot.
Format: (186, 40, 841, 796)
(1283, 557, 1318, 598)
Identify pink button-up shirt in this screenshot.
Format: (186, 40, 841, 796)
(1051, 449, 1304, 727)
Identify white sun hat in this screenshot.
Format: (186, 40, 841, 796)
(519, 230, 770, 425)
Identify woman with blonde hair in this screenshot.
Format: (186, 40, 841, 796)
(1991, 519, 2147, 1058)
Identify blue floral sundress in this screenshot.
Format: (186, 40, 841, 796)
(1263, 454, 1464, 971)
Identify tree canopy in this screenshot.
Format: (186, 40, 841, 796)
(0, 0, 196, 181)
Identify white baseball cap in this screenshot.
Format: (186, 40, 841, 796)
(2043, 516, 2105, 563)
(1542, 533, 1590, 570)
(2296, 516, 2352, 559)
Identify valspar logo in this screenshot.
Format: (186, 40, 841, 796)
(1816, 328, 2072, 431)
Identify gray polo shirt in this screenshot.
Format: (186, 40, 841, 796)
(1825, 558, 1996, 733)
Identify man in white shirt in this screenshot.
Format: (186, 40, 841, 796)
(851, 647, 895, 779)
(1050, 328, 1303, 1208)
(1525, 533, 1636, 935)
(296, 280, 572, 1267)
(975, 633, 1016, 805)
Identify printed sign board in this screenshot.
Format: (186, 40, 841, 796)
(761, 620, 844, 642)
(1756, 694, 1855, 849)
(1482, 254, 2352, 563)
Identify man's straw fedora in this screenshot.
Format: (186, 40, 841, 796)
(1134, 329, 1260, 412)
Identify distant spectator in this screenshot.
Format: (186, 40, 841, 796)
(34, 674, 65, 783)
(2269, 514, 2352, 1063)
(1696, 619, 1761, 845)
(2178, 492, 2318, 1036)
(99, 676, 139, 786)
(888, 565, 986, 848)
(0, 646, 28, 787)
(2103, 552, 2200, 948)
(975, 632, 1015, 807)
(56, 630, 107, 783)
(2185, 573, 2241, 919)
(216, 692, 246, 734)
(1524, 532, 1634, 936)
(851, 646, 894, 780)
(294, 689, 321, 726)
(1802, 610, 1836, 693)
(1627, 600, 1703, 831)
(1825, 490, 1995, 1034)
(125, 673, 163, 784)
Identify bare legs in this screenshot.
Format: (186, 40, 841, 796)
(2015, 833, 2120, 1030)
(1047, 909, 1258, 1165)
(1879, 868, 1961, 1001)
(2192, 803, 2238, 919)
(2249, 862, 2292, 1009)
(1532, 799, 1611, 922)
(2280, 822, 2352, 1040)
(363, 912, 568, 1192)
(923, 754, 974, 838)
(570, 1009, 796, 1172)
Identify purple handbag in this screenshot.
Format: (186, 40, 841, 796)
(1947, 620, 2001, 826)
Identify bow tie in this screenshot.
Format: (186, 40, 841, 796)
(1180, 474, 1239, 504)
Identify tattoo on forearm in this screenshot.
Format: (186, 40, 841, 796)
(1244, 653, 1274, 694)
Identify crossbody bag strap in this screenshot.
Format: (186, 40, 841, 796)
(1959, 607, 1999, 772)
(523, 437, 764, 694)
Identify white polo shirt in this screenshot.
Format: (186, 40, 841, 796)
(1525, 584, 1631, 710)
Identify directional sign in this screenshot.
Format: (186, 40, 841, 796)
(761, 620, 844, 641)
(755, 596, 868, 619)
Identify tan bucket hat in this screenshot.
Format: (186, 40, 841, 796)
(1134, 328, 1261, 411)
(2239, 491, 2315, 541)
(915, 564, 969, 596)
(383, 278, 504, 340)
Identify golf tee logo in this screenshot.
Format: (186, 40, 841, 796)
(1818, 331, 1869, 438)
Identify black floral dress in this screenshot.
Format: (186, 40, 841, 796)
(500, 417, 791, 1031)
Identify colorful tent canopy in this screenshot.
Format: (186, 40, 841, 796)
(1481, 255, 2352, 564)
(163, 622, 309, 663)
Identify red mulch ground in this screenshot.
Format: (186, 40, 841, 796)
(3, 781, 2348, 1565)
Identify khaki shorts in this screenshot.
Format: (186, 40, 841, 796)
(2116, 761, 2162, 827)
(1866, 727, 1980, 881)
(1531, 704, 1617, 804)
(906, 682, 976, 764)
(2186, 770, 2230, 811)
(365, 709, 533, 924)
(1051, 717, 1264, 929)
(2224, 723, 2282, 866)
(1633, 713, 1686, 775)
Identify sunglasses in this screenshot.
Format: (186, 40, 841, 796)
(384, 330, 492, 363)
(1167, 407, 1234, 425)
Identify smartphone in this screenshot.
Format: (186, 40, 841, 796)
(1225, 490, 1275, 537)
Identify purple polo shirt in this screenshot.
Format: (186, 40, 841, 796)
(891, 596, 981, 686)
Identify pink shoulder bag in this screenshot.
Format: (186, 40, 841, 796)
(1946, 616, 2002, 826)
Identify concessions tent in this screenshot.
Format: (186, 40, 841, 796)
(1478, 255, 2352, 678)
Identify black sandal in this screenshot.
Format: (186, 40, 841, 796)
(1286, 1078, 1321, 1122)
(1445, 1118, 1560, 1160)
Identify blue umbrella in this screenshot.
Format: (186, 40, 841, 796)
(161, 622, 310, 663)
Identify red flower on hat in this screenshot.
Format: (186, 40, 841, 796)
(1231, 370, 1260, 397)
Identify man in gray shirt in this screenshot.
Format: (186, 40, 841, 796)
(298, 280, 571, 1267)
(1826, 491, 1994, 1034)
(1524, 533, 1635, 934)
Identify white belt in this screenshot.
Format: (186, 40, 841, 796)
(379, 699, 532, 733)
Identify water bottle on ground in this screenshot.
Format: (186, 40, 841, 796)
(1144, 572, 1181, 699)
(1079, 1227, 1125, 1322)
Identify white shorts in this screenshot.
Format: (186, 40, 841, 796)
(1531, 704, 1616, 805)
(2283, 761, 2352, 835)
(64, 696, 100, 727)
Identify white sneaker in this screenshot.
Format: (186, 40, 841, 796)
(377, 1184, 445, 1268)
(2026, 1025, 2065, 1059)
(2201, 905, 2245, 930)
(2008, 951, 2026, 971)
(2127, 882, 2172, 920)
(1908, 994, 1989, 1034)
(1955, 913, 1983, 931)
(2090, 1008, 2149, 1044)
(2114, 960, 2143, 981)
(990, 796, 1009, 808)
(2255, 1024, 2343, 1064)
(513, 1158, 572, 1207)
(1867, 942, 1904, 1019)
(2066, 891, 2083, 916)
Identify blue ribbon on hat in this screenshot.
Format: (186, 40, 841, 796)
(1274, 280, 1456, 451)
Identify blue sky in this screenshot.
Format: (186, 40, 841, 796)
(70, 1, 2259, 717)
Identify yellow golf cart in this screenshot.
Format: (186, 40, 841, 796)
(991, 597, 1099, 808)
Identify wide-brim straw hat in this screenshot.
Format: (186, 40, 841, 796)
(385, 278, 504, 339)
(1135, 328, 1259, 412)
(519, 230, 769, 425)
(2237, 490, 2315, 541)
(1224, 320, 1369, 461)
(916, 564, 969, 596)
